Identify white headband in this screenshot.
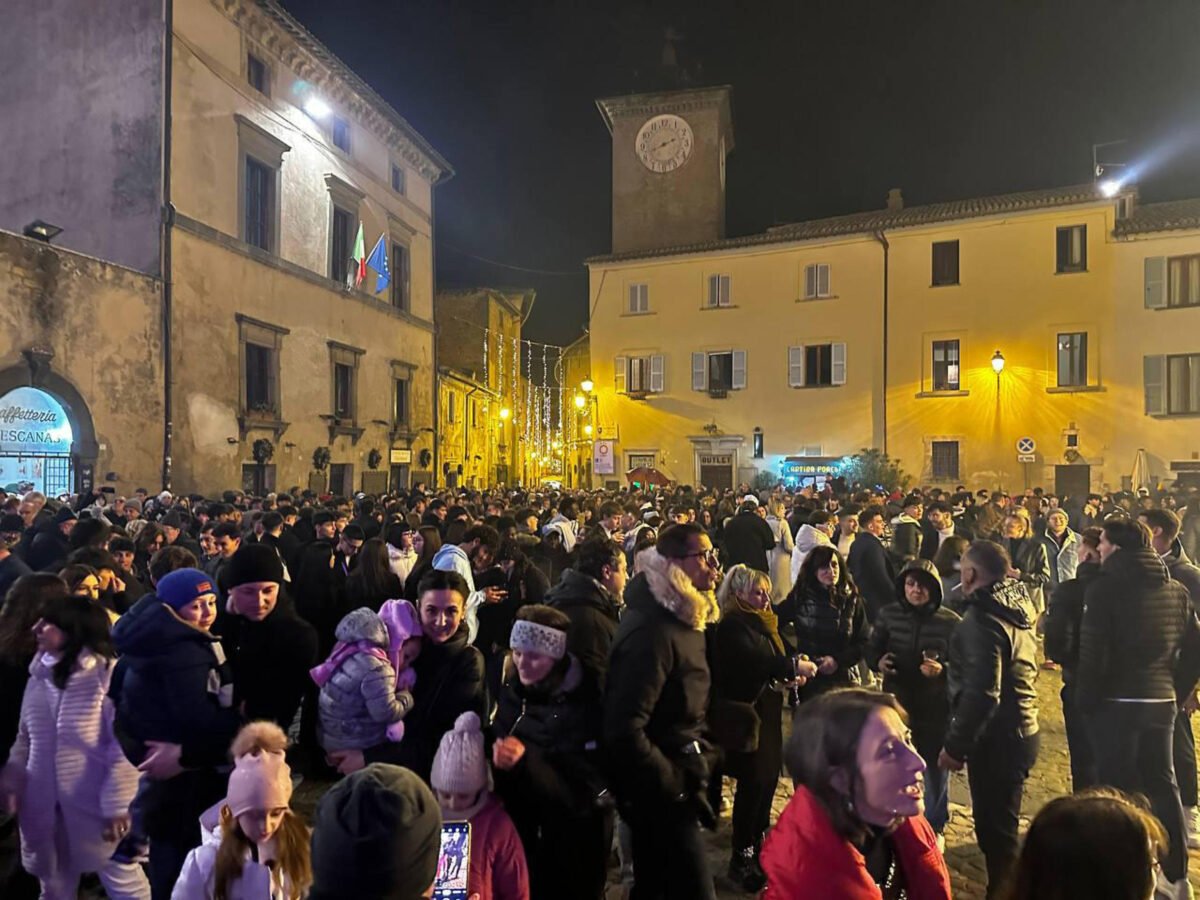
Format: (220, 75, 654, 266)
(509, 620, 567, 660)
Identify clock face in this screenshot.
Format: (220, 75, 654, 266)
(635, 114, 694, 174)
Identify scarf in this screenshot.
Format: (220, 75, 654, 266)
(736, 596, 785, 655)
(309, 640, 388, 687)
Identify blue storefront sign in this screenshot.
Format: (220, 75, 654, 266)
(0, 387, 74, 495)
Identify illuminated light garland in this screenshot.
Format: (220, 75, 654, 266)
(482, 327, 489, 389)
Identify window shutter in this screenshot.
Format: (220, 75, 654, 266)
(614, 356, 626, 393)
(1144, 355, 1166, 415)
(267, 347, 279, 410)
(831, 343, 847, 385)
(804, 264, 817, 299)
(707, 275, 719, 308)
(691, 352, 706, 391)
(731, 350, 747, 390)
(650, 354, 665, 392)
(719, 275, 732, 306)
(788, 346, 805, 387)
(818, 264, 830, 297)
(1145, 257, 1167, 309)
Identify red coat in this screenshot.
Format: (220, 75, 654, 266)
(465, 794, 531, 900)
(760, 786, 952, 900)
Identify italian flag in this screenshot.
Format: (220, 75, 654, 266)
(352, 221, 367, 287)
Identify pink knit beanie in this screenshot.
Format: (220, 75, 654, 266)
(430, 711, 489, 796)
(226, 722, 293, 817)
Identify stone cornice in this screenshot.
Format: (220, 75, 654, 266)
(211, 0, 454, 184)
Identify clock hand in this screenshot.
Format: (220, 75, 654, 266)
(652, 136, 677, 152)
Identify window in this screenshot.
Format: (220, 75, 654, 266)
(390, 242, 411, 310)
(391, 164, 406, 195)
(752, 431, 764, 459)
(1169, 255, 1200, 308)
(394, 377, 409, 427)
(332, 116, 351, 153)
(1169, 354, 1200, 415)
(236, 115, 289, 255)
(804, 263, 831, 299)
(237, 315, 287, 424)
(330, 206, 354, 284)
(242, 463, 276, 494)
(245, 344, 272, 411)
(1057, 332, 1088, 387)
(247, 53, 268, 95)
(627, 284, 649, 314)
(333, 364, 354, 418)
(690, 350, 746, 392)
(613, 355, 665, 394)
(931, 441, 960, 480)
(447, 391, 457, 424)
(706, 274, 732, 308)
(787, 343, 846, 388)
(1056, 225, 1087, 273)
(328, 342, 362, 425)
(932, 340, 960, 391)
(244, 158, 274, 251)
(931, 241, 959, 286)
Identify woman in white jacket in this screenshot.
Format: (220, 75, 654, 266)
(1, 595, 149, 900)
(765, 498, 795, 604)
(173, 721, 311, 900)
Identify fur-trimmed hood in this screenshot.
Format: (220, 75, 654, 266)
(636, 548, 720, 631)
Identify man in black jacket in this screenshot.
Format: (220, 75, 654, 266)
(939, 540, 1039, 899)
(1139, 507, 1200, 853)
(545, 536, 627, 689)
(1077, 519, 1200, 899)
(1043, 527, 1102, 791)
(720, 500, 775, 573)
(604, 522, 721, 900)
(920, 500, 958, 561)
(847, 505, 897, 623)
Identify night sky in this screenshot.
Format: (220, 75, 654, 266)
(279, 0, 1200, 346)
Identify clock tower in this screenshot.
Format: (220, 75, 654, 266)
(596, 85, 734, 254)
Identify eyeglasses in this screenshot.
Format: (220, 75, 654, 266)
(681, 549, 720, 566)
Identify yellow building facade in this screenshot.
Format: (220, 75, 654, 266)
(587, 89, 1200, 494)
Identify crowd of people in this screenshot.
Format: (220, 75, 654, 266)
(0, 478, 1197, 899)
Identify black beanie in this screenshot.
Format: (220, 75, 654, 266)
(309, 764, 441, 900)
(223, 543, 284, 588)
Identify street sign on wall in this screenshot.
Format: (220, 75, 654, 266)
(593, 440, 614, 475)
(1016, 437, 1036, 454)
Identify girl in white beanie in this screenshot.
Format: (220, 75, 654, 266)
(172, 722, 311, 900)
(431, 712, 529, 900)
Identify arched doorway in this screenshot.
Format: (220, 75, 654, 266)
(0, 364, 100, 497)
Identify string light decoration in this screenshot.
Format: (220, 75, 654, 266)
(482, 327, 489, 389)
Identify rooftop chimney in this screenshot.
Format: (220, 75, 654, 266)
(887, 188, 904, 212)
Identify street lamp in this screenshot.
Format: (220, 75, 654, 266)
(580, 378, 594, 394)
(574, 393, 586, 410)
(499, 407, 511, 421)
(991, 350, 1006, 376)
(584, 424, 593, 437)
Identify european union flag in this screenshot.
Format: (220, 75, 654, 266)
(366, 235, 390, 295)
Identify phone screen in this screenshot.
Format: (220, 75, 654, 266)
(433, 821, 471, 900)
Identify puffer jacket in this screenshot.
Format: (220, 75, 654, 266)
(315, 608, 412, 752)
(1076, 547, 1200, 709)
(110, 593, 240, 768)
(603, 550, 718, 807)
(865, 560, 961, 759)
(4, 650, 140, 880)
(172, 801, 302, 900)
(1005, 536, 1052, 610)
(944, 578, 1039, 761)
(777, 580, 868, 695)
(544, 568, 621, 689)
(1043, 561, 1100, 680)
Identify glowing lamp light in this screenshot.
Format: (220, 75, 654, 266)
(304, 96, 331, 119)
(584, 424, 593, 437)
(580, 378, 595, 394)
(552, 440, 561, 450)
(499, 407, 511, 421)
(991, 350, 1006, 375)
(574, 393, 586, 410)
(1099, 179, 1120, 198)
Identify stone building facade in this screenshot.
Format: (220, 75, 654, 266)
(0, 0, 452, 496)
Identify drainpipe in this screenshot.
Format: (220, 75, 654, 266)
(431, 190, 440, 489)
(872, 230, 889, 455)
(160, 0, 175, 491)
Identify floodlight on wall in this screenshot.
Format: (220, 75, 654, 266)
(23, 220, 62, 243)
(1099, 180, 1120, 198)
(304, 96, 331, 119)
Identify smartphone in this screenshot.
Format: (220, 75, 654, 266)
(433, 821, 471, 900)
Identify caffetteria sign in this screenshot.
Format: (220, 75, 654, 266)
(0, 387, 73, 454)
